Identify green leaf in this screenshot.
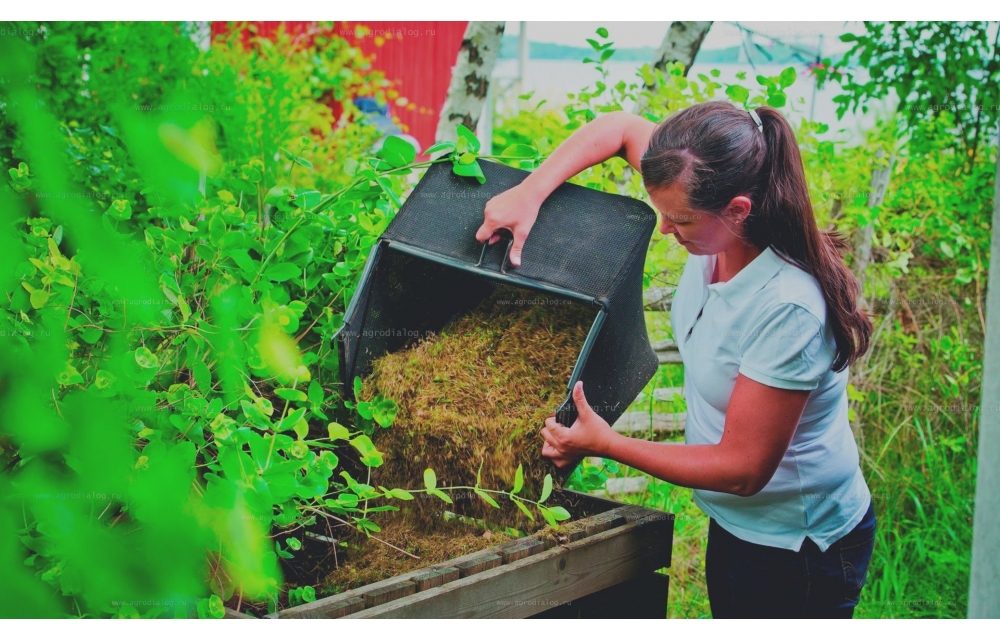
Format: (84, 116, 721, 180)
(766, 91, 787, 108)
(29, 289, 50, 309)
(57, 362, 85, 386)
(379, 135, 417, 168)
(94, 370, 116, 391)
(207, 595, 225, 619)
(292, 418, 309, 440)
(337, 493, 359, 508)
(512, 463, 524, 495)
(192, 359, 211, 394)
(456, 124, 481, 154)
(539, 474, 553, 503)
(319, 451, 339, 471)
(372, 397, 398, 428)
(452, 157, 486, 184)
(424, 468, 437, 491)
(424, 140, 456, 156)
(429, 488, 453, 504)
(387, 488, 414, 501)
(327, 422, 350, 441)
(510, 496, 534, 521)
(725, 84, 750, 105)
(500, 144, 536, 159)
(308, 380, 324, 405)
(275, 388, 308, 402)
(134, 346, 159, 369)
(548, 506, 571, 521)
(596, 27, 609, 38)
(779, 66, 797, 88)
(288, 441, 309, 459)
(265, 185, 295, 206)
(356, 401, 373, 420)
(474, 488, 500, 508)
(276, 408, 307, 433)
(264, 262, 301, 282)
(286, 537, 301, 551)
(538, 505, 558, 528)
(107, 199, 132, 221)
(350, 434, 384, 467)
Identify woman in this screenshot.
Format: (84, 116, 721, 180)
(475, 102, 877, 619)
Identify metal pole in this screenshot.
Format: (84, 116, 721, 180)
(968, 138, 1000, 618)
(809, 34, 823, 122)
(518, 21, 529, 92)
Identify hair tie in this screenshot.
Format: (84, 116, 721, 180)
(748, 109, 763, 133)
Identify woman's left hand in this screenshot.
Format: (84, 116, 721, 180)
(541, 381, 618, 468)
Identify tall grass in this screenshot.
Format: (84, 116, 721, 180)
(849, 273, 981, 618)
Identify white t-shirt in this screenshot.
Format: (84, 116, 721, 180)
(672, 245, 871, 552)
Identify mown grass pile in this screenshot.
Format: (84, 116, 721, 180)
(361, 284, 594, 529)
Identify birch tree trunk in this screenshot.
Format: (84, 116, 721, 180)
(968, 142, 1000, 618)
(650, 21, 713, 77)
(633, 21, 713, 116)
(434, 21, 505, 144)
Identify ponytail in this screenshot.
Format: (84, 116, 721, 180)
(751, 107, 871, 371)
(641, 101, 872, 371)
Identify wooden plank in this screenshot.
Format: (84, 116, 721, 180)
(653, 387, 684, 401)
(498, 537, 546, 564)
(613, 412, 686, 434)
(644, 286, 675, 312)
(634, 387, 684, 403)
(529, 571, 670, 619)
(652, 339, 682, 364)
(273, 595, 363, 620)
(343, 506, 673, 618)
(223, 608, 257, 619)
(455, 553, 502, 578)
(363, 580, 417, 608)
(279, 490, 661, 619)
(584, 509, 628, 536)
(546, 521, 589, 545)
(594, 476, 649, 496)
(411, 567, 460, 591)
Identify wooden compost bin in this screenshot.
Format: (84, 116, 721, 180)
(228, 489, 674, 619)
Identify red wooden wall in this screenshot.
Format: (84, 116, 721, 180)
(209, 21, 469, 151)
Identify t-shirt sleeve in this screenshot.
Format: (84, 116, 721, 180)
(737, 302, 834, 391)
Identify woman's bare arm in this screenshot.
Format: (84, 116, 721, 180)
(476, 112, 656, 266)
(542, 376, 809, 496)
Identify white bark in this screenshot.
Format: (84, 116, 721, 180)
(651, 21, 713, 76)
(434, 21, 505, 144)
(634, 21, 713, 116)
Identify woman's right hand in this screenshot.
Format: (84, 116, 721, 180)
(474, 112, 656, 268)
(475, 183, 544, 268)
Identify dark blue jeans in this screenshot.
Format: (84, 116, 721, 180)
(706, 500, 876, 619)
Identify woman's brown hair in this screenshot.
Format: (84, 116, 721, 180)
(640, 101, 872, 371)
